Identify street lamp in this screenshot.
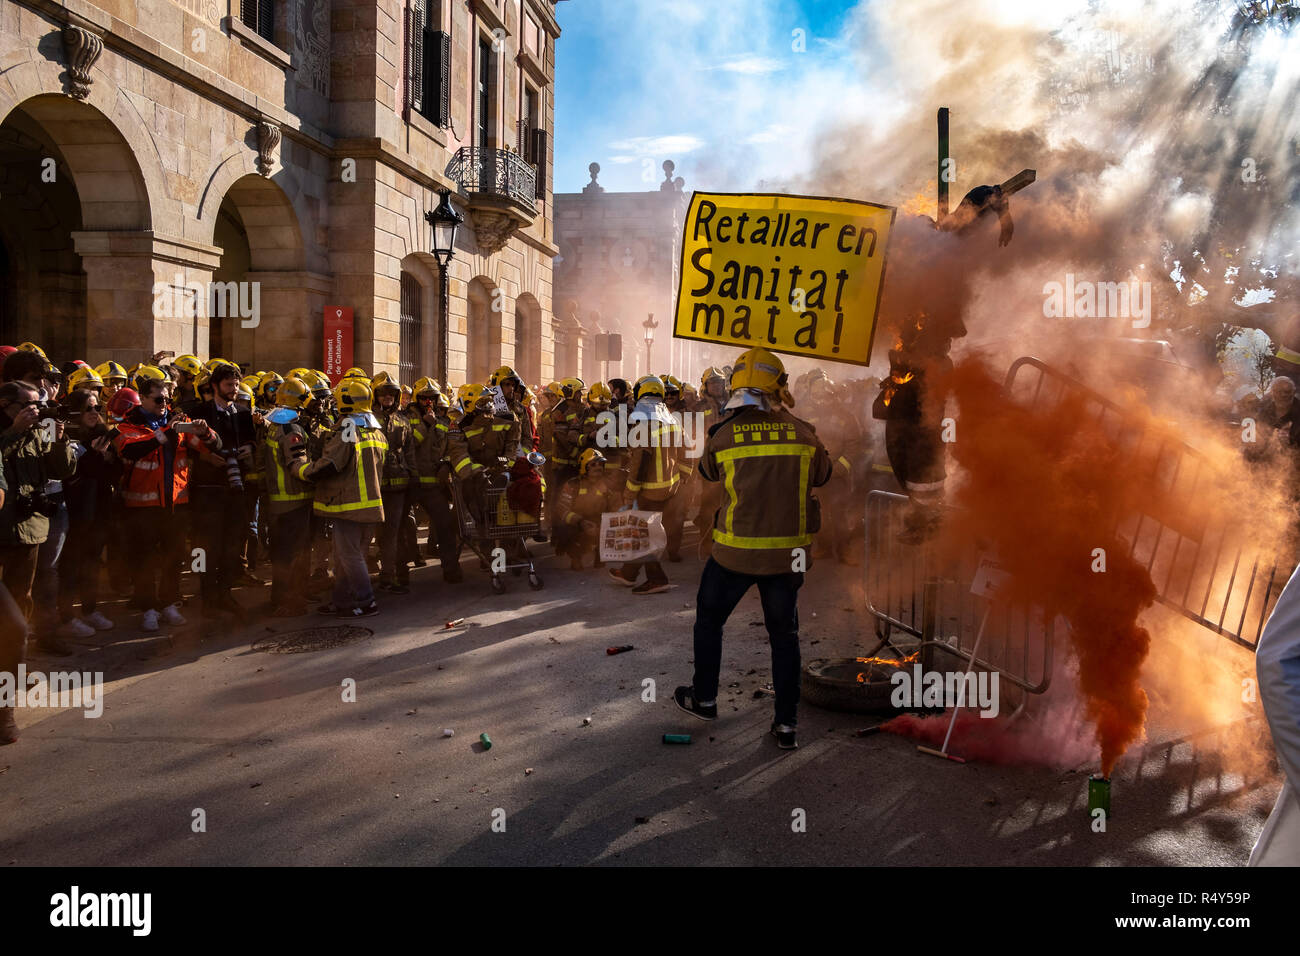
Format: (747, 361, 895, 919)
(642, 312, 658, 378)
(425, 188, 463, 383)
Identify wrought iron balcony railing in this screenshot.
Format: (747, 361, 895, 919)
(445, 147, 537, 215)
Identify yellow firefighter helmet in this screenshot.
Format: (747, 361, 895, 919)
(334, 378, 373, 413)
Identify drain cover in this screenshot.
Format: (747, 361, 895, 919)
(252, 625, 373, 654)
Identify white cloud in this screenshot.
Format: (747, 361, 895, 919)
(607, 134, 707, 157)
(705, 55, 787, 75)
(743, 124, 797, 145)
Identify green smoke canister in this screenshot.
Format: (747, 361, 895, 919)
(662, 733, 691, 745)
(479, 733, 492, 750)
(1088, 775, 1111, 816)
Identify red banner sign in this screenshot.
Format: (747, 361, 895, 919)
(323, 306, 353, 383)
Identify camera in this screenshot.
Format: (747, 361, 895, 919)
(14, 491, 59, 520)
(37, 400, 70, 424)
(219, 449, 245, 492)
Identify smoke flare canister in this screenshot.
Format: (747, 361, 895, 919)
(606, 645, 634, 655)
(479, 733, 492, 750)
(662, 734, 691, 745)
(1088, 775, 1111, 816)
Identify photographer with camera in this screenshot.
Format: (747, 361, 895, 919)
(115, 376, 217, 631)
(0, 380, 77, 670)
(188, 363, 258, 620)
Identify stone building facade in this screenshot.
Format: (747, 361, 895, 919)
(0, 0, 561, 385)
(553, 159, 726, 384)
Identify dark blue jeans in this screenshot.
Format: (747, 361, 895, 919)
(270, 505, 312, 607)
(692, 558, 804, 726)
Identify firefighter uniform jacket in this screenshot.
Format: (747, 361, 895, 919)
(300, 415, 388, 523)
(578, 404, 608, 452)
(263, 420, 313, 515)
(549, 398, 584, 466)
(409, 410, 452, 483)
(556, 474, 620, 529)
(699, 405, 832, 575)
(536, 404, 556, 458)
(376, 406, 413, 491)
(449, 408, 521, 477)
(625, 414, 685, 504)
(509, 398, 536, 452)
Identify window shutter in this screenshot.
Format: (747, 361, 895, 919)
(240, 0, 254, 30)
(517, 119, 529, 158)
(257, 0, 274, 42)
(533, 128, 547, 199)
(425, 30, 451, 127)
(438, 31, 451, 126)
(408, 1, 425, 115)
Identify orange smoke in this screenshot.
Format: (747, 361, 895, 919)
(938, 357, 1169, 774)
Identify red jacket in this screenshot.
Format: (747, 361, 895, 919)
(114, 414, 216, 509)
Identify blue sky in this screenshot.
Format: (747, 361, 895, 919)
(552, 0, 880, 194)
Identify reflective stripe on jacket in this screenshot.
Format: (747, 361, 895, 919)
(304, 423, 388, 523)
(263, 421, 313, 514)
(410, 413, 452, 483)
(625, 419, 684, 502)
(550, 400, 583, 465)
(114, 422, 202, 509)
(449, 411, 521, 476)
(699, 407, 831, 575)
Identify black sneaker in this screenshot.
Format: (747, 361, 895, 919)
(317, 603, 343, 615)
(342, 602, 380, 618)
(632, 581, 670, 595)
(674, 686, 717, 721)
(770, 722, 798, 750)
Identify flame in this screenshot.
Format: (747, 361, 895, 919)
(855, 650, 920, 682)
(899, 182, 937, 220)
(880, 371, 915, 407)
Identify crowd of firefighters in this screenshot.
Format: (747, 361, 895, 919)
(0, 339, 896, 746)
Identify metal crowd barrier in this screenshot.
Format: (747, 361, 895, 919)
(864, 490, 1057, 697)
(1004, 356, 1283, 651)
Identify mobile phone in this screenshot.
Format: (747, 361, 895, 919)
(172, 422, 199, 434)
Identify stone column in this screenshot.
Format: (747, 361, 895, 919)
(71, 230, 222, 365)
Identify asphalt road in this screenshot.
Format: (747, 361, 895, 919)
(0, 532, 1281, 866)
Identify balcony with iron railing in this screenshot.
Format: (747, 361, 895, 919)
(444, 146, 539, 256)
(446, 147, 537, 216)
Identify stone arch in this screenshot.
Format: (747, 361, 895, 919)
(205, 172, 306, 364)
(0, 53, 172, 227)
(466, 275, 502, 385)
(215, 173, 305, 272)
(197, 149, 309, 269)
(514, 292, 542, 388)
(1, 92, 152, 231)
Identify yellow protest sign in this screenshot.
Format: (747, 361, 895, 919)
(673, 192, 895, 367)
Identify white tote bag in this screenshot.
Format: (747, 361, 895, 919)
(598, 510, 668, 563)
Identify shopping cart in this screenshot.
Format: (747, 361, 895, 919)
(451, 463, 544, 594)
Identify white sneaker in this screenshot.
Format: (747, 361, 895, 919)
(83, 610, 114, 631)
(58, 618, 96, 639)
(141, 609, 160, 632)
(161, 603, 187, 626)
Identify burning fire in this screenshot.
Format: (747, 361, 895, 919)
(855, 650, 920, 682)
(879, 371, 915, 407)
(899, 183, 937, 220)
